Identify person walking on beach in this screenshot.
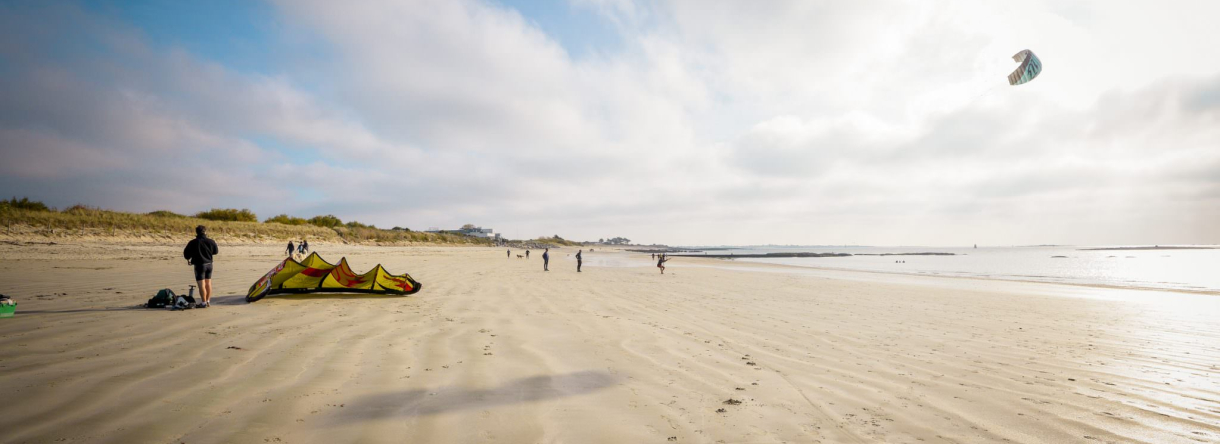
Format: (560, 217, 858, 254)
(183, 225, 219, 308)
(542, 248, 549, 271)
(658, 253, 669, 274)
(507, 249, 511, 258)
(526, 250, 530, 259)
(299, 239, 309, 255)
(285, 240, 295, 258)
(576, 250, 583, 272)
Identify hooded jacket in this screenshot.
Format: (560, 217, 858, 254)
(184, 235, 219, 265)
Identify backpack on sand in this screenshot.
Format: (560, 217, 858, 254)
(173, 294, 197, 310)
(146, 289, 175, 308)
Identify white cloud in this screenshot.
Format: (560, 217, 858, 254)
(1, 0, 1217, 244)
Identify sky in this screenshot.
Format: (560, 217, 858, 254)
(1, 0, 1218, 246)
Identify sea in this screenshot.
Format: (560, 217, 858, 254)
(674, 245, 1220, 294)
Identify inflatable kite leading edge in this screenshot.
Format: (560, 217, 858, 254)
(1007, 49, 1042, 86)
(246, 252, 422, 302)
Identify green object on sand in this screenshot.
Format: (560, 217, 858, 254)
(0, 303, 15, 318)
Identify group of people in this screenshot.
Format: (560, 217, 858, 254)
(506, 248, 584, 272)
(504, 248, 670, 274)
(285, 239, 310, 258)
(186, 228, 673, 310)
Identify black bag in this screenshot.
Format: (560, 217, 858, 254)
(146, 289, 175, 308)
(173, 294, 197, 310)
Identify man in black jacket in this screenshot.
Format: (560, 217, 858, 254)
(183, 225, 219, 307)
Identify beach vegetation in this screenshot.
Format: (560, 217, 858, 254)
(308, 214, 343, 228)
(1, 205, 495, 246)
(195, 208, 258, 222)
(2, 197, 51, 212)
(148, 210, 187, 218)
(265, 214, 309, 225)
(63, 204, 101, 215)
(345, 220, 376, 229)
(534, 235, 582, 247)
(604, 236, 631, 245)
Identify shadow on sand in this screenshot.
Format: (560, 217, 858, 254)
(249, 293, 412, 302)
(333, 371, 618, 420)
(18, 306, 147, 315)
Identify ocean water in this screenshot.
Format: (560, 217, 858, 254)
(682, 246, 1220, 294)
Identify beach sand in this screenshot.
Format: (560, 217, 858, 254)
(1, 243, 1218, 443)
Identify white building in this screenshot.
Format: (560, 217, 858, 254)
(460, 227, 498, 239)
(428, 226, 499, 239)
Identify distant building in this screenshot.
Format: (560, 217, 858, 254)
(429, 226, 499, 240)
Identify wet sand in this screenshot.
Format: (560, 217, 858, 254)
(1, 243, 1218, 443)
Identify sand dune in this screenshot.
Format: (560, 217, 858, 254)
(1, 243, 1218, 443)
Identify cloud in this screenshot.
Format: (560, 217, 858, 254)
(0, 1, 1217, 244)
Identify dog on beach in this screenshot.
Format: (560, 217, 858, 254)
(516, 254, 524, 259)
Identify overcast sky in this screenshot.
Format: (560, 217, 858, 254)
(2, 0, 1218, 246)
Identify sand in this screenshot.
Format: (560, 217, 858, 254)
(1, 242, 1218, 443)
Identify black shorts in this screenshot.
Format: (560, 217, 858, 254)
(193, 262, 213, 281)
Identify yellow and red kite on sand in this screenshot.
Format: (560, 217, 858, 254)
(246, 252, 421, 302)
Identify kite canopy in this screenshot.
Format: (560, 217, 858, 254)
(246, 252, 421, 302)
(1007, 49, 1042, 86)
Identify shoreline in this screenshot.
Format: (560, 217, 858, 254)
(665, 254, 1220, 297)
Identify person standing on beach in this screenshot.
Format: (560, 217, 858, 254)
(658, 253, 669, 274)
(299, 239, 309, 255)
(542, 248, 549, 271)
(507, 249, 511, 258)
(576, 250, 583, 272)
(526, 250, 530, 259)
(183, 225, 219, 308)
(285, 240, 295, 258)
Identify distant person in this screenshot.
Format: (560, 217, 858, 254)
(507, 249, 511, 258)
(542, 248, 549, 271)
(576, 250, 583, 272)
(651, 253, 655, 260)
(285, 240, 295, 258)
(526, 250, 530, 259)
(658, 253, 669, 274)
(183, 225, 219, 308)
(299, 239, 309, 255)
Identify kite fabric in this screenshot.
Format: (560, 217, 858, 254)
(1007, 49, 1042, 86)
(246, 252, 422, 302)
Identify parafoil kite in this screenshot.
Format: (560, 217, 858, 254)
(246, 252, 422, 302)
(1007, 49, 1042, 86)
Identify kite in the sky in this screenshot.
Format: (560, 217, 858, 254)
(1007, 49, 1042, 86)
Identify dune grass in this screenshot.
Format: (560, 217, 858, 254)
(0, 206, 494, 245)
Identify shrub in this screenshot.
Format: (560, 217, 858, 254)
(195, 208, 258, 222)
(265, 214, 309, 225)
(308, 214, 343, 228)
(63, 204, 100, 215)
(148, 210, 186, 218)
(2, 197, 50, 211)
(345, 220, 375, 229)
